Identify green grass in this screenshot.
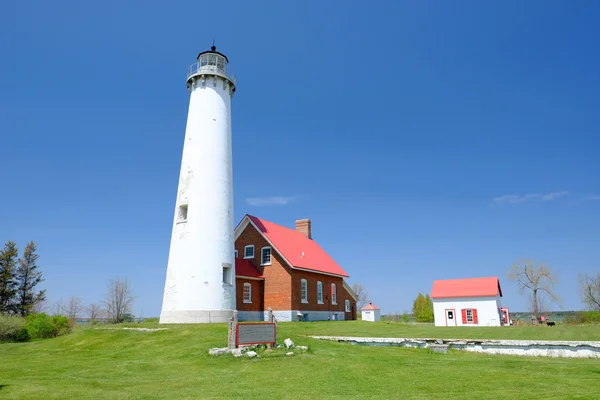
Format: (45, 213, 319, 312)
(1, 321, 599, 399)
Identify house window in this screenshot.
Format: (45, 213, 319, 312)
(234, 250, 238, 259)
(301, 279, 308, 303)
(178, 204, 188, 222)
(244, 245, 254, 259)
(243, 283, 252, 303)
(345, 299, 350, 312)
(317, 281, 323, 304)
(331, 283, 337, 305)
(466, 309, 473, 323)
(222, 263, 232, 285)
(261, 246, 271, 265)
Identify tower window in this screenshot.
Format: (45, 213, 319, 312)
(222, 263, 232, 285)
(234, 250, 238, 259)
(178, 205, 188, 222)
(244, 245, 254, 259)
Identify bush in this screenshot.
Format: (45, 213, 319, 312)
(566, 311, 600, 325)
(51, 315, 72, 336)
(142, 317, 159, 323)
(0, 314, 27, 342)
(26, 313, 59, 339)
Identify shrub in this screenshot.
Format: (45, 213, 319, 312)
(0, 314, 27, 342)
(566, 311, 600, 325)
(142, 317, 159, 323)
(51, 315, 72, 336)
(26, 313, 59, 339)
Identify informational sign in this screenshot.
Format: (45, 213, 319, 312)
(236, 322, 276, 346)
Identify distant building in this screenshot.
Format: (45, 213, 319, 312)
(431, 277, 507, 327)
(235, 215, 358, 322)
(360, 302, 381, 322)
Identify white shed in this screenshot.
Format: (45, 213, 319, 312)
(431, 276, 508, 327)
(360, 302, 381, 322)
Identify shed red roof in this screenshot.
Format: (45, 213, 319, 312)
(235, 258, 264, 279)
(360, 302, 381, 311)
(239, 215, 349, 278)
(431, 277, 502, 299)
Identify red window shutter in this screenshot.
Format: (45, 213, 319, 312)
(461, 309, 467, 324)
(473, 309, 479, 324)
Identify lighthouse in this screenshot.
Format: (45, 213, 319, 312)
(159, 46, 237, 323)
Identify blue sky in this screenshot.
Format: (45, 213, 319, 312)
(1, 1, 598, 317)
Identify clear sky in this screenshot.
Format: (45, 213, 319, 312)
(1, 1, 598, 317)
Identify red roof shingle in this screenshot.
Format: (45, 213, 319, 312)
(235, 258, 264, 279)
(431, 277, 502, 299)
(241, 215, 349, 278)
(360, 302, 381, 311)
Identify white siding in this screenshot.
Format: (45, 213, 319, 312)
(361, 309, 380, 322)
(433, 296, 502, 327)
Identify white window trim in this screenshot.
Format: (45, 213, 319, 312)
(331, 283, 337, 305)
(222, 262, 232, 286)
(260, 246, 272, 266)
(243, 282, 252, 303)
(317, 281, 323, 304)
(345, 299, 350, 312)
(234, 250, 238, 259)
(244, 245, 254, 259)
(301, 279, 308, 304)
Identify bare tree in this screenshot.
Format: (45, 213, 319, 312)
(86, 303, 103, 320)
(53, 298, 65, 316)
(508, 259, 560, 317)
(578, 272, 600, 310)
(351, 283, 370, 309)
(103, 277, 134, 323)
(65, 296, 83, 321)
(32, 298, 48, 314)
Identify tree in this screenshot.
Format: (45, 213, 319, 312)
(65, 296, 83, 322)
(412, 292, 434, 322)
(103, 277, 134, 324)
(14, 241, 46, 317)
(508, 259, 560, 317)
(578, 272, 600, 310)
(0, 241, 19, 314)
(86, 303, 103, 321)
(351, 283, 370, 310)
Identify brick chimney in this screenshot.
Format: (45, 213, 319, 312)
(295, 219, 312, 239)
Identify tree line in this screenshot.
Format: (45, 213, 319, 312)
(1, 240, 135, 323)
(0, 241, 45, 316)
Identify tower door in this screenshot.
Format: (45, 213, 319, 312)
(446, 309, 457, 326)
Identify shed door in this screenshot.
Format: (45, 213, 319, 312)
(446, 309, 457, 326)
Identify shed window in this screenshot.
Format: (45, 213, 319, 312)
(301, 279, 308, 303)
(461, 308, 479, 324)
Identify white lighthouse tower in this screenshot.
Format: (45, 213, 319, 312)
(159, 45, 237, 323)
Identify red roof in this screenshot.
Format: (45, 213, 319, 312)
(360, 302, 381, 311)
(240, 215, 349, 277)
(431, 277, 502, 299)
(235, 258, 264, 279)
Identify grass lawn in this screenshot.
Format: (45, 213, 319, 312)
(1, 321, 599, 399)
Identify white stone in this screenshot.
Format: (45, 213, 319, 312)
(209, 347, 229, 356)
(284, 338, 295, 349)
(231, 348, 246, 357)
(297, 346, 308, 351)
(159, 49, 237, 324)
(246, 351, 257, 358)
(286, 352, 294, 356)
